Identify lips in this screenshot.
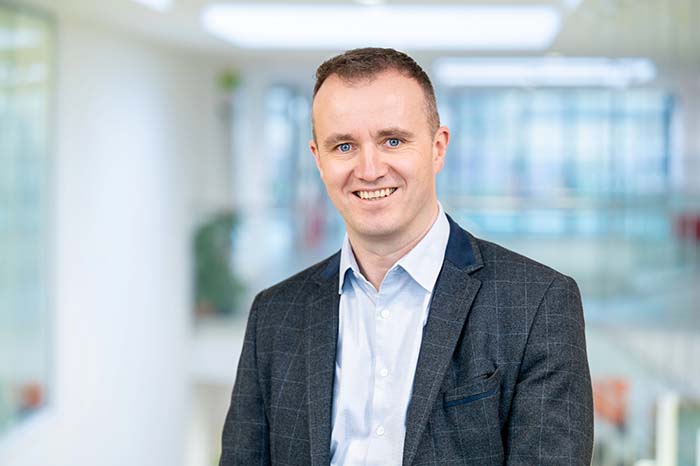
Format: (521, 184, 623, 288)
(353, 187, 398, 200)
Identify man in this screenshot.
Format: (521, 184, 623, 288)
(220, 48, 593, 466)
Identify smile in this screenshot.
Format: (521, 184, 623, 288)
(353, 187, 397, 200)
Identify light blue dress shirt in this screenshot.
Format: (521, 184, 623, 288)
(329, 203, 450, 466)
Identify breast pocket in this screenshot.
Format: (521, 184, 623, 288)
(443, 367, 500, 408)
(431, 368, 504, 465)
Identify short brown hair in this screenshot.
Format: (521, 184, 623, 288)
(313, 47, 440, 134)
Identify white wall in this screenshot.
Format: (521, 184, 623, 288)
(0, 13, 228, 466)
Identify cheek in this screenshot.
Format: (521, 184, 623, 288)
(393, 155, 434, 186)
(320, 162, 349, 192)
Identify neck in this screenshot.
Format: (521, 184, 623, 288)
(348, 202, 439, 290)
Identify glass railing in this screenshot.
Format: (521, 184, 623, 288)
(444, 194, 700, 326)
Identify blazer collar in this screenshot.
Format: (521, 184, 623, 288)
(318, 213, 483, 282)
(444, 213, 483, 272)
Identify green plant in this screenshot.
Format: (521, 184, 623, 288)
(193, 211, 245, 317)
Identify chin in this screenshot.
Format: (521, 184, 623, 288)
(351, 218, 402, 240)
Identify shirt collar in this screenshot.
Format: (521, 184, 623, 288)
(338, 234, 361, 293)
(338, 202, 450, 294)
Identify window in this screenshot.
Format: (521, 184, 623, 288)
(0, 4, 53, 433)
(439, 88, 674, 237)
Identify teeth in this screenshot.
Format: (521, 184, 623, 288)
(356, 188, 396, 200)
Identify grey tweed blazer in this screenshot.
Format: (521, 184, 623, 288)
(220, 216, 594, 466)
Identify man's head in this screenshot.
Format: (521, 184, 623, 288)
(312, 47, 440, 139)
(309, 48, 449, 247)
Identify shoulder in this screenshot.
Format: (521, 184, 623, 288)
(470, 235, 581, 308)
(465, 231, 579, 295)
(251, 251, 339, 311)
(245, 252, 339, 348)
(475, 237, 560, 280)
(445, 214, 573, 288)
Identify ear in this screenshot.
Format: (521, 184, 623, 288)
(432, 125, 449, 174)
(309, 139, 323, 178)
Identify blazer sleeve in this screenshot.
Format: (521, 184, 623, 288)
(219, 294, 271, 466)
(504, 274, 594, 466)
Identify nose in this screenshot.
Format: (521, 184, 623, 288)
(354, 144, 387, 182)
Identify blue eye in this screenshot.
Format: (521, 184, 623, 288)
(387, 138, 401, 147)
(338, 143, 352, 153)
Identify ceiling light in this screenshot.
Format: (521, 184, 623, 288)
(434, 57, 657, 87)
(354, 0, 386, 5)
(201, 4, 560, 50)
(131, 0, 172, 12)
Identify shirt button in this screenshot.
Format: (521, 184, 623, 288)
(379, 309, 391, 319)
(376, 426, 385, 436)
(379, 368, 389, 377)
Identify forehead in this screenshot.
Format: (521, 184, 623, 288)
(312, 71, 430, 136)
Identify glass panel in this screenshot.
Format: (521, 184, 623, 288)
(0, 4, 52, 434)
(443, 87, 673, 209)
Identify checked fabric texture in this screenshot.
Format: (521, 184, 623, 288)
(219, 216, 594, 466)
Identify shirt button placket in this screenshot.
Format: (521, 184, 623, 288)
(373, 295, 390, 460)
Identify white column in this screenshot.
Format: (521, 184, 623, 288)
(656, 393, 679, 466)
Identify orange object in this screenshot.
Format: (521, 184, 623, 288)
(21, 382, 44, 409)
(592, 378, 629, 428)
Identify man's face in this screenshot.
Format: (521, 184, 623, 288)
(310, 70, 449, 244)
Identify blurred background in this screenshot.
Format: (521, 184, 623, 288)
(0, 0, 698, 465)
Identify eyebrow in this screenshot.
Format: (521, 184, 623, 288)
(374, 127, 416, 141)
(322, 133, 355, 152)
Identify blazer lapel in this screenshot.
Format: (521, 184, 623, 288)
(303, 218, 483, 466)
(402, 217, 484, 466)
(306, 254, 341, 466)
